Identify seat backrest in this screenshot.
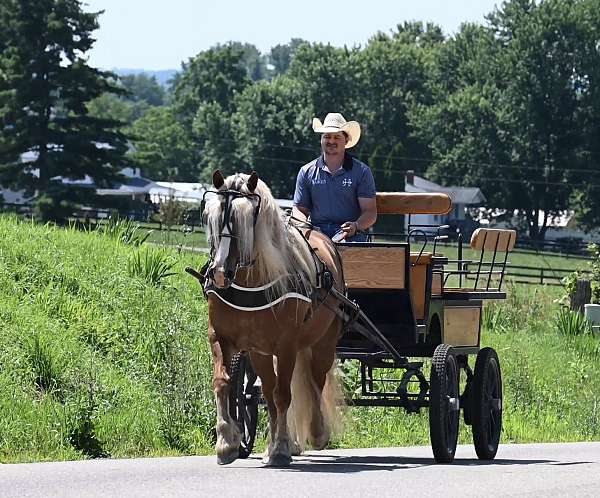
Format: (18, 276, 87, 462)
(376, 192, 452, 215)
(470, 228, 516, 252)
(468, 228, 517, 291)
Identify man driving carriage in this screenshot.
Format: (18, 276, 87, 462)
(292, 113, 377, 242)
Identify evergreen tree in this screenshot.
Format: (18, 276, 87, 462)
(0, 0, 129, 218)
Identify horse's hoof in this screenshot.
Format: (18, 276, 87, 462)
(217, 449, 239, 465)
(310, 435, 330, 451)
(264, 453, 292, 467)
(290, 440, 303, 456)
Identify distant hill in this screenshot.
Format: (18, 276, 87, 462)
(111, 68, 178, 87)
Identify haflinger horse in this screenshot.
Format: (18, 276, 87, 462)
(188, 170, 345, 467)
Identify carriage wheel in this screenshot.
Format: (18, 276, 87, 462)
(429, 344, 460, 463)
(229, 352, 261, 458)
(471, 347, 502, 460)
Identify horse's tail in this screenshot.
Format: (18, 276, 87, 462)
(287, 348, 344, 453)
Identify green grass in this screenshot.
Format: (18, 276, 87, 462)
(146, 228, 208, 250)
(0, 215, 598, 463)
(0, 215, 212, 463)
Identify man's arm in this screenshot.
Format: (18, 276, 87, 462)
(356, 197, 377, 230)
(292, 205, 310, 222)
(340, 197, 377, 238)
(292, 166, 312, 222)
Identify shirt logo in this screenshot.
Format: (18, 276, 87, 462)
(312, 179, 326, 185)
(342, 178, 353, 187)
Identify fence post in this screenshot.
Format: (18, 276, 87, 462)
(540, 268, 544, 285)
(570, 279, 592, 313)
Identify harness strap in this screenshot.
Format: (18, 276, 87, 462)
(205, 277, 313, 312)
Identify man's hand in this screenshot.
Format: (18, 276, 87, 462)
(340, 221, 359, 239)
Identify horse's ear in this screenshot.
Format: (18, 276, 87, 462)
(247, 171, 259, 192)
(212, 170, 225, 189)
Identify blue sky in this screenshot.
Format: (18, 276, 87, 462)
(84, 0, 501, 70)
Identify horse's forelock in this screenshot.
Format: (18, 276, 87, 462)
(230, 197, 254, 263)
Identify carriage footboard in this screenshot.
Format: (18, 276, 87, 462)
(329, 287, 405, 364)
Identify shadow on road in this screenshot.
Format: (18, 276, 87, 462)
(255, 454, 571, 474)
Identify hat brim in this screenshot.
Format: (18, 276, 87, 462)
(312, 118, 361, 149)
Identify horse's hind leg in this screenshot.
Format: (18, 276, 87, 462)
(308, 324, 339, 450)
(210, 330, 241, 465)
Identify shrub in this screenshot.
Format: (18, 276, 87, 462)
(156, 196, 186, 230)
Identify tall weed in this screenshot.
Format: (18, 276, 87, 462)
(25, 333, 62, 397)
(101, 217, 151, 246)
(153, 312, 214, 451)
(554, 307, 593, 337)
(66, 359, 109, 458)
(127, 248, 176, 286)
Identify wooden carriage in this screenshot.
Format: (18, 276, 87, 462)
(334, 192, 516, 462)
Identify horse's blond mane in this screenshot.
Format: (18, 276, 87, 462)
(206, 173, 317, 293)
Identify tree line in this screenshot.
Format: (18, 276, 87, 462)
(1, 0, 600, 239)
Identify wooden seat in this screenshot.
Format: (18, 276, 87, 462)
(442, 228, 517, 293)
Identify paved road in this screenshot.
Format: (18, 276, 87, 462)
(2, 443, 600, 498)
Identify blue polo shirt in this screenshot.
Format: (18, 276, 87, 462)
(293, 154, 376, 226)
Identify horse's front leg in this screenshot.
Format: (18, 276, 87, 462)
(210, 328, 241, 465)
(266, 347, 296, 467)
(249, 352, 278, 461)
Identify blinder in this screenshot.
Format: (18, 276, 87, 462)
(202, 188, 262, 270)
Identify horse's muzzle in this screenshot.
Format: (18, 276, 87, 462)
(212, 267, 235, 289)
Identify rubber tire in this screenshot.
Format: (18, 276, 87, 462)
(429, 344, 460, 463)
(471, 347, 503, 460)
(229, 352, 260, 458)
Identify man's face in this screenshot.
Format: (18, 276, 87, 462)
(321, 132, 348, 155)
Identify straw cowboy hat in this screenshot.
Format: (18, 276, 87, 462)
(312, 112, 361, 149)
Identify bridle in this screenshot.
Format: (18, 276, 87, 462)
(202, 188, 262, 277)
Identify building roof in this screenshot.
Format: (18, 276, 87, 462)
(97, 177, 157, 196)
(406, 175, 486, 205)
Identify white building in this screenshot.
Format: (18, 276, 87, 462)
(404, 171, 486, 235)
